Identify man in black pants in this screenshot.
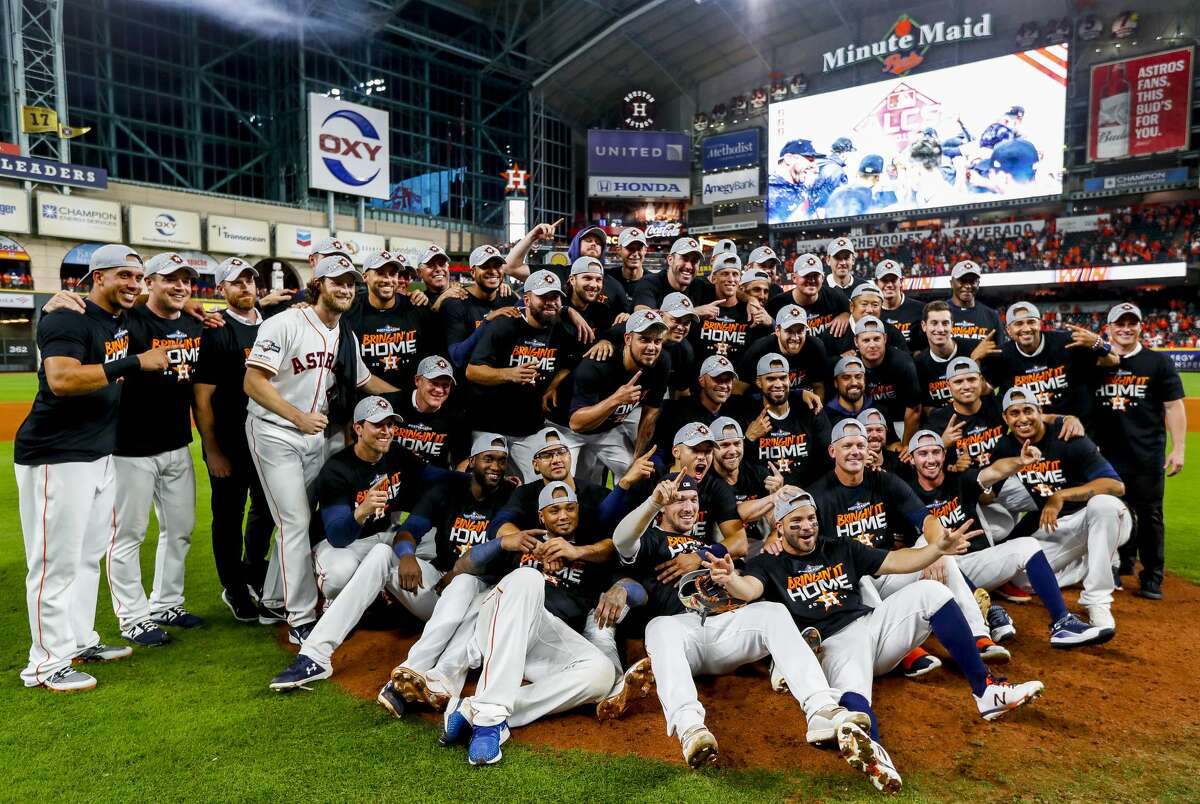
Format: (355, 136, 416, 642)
(1095, 303, 1186, 600)
(193, 257, 275, 623)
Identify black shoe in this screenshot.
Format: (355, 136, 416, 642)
(222, 590, 259, 623)
(258, 603, 287, 625)
(1135, 580, 1163, 600)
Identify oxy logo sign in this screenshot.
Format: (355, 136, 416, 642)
(154, 213, 176, 237)
(308, 93, 390, 200)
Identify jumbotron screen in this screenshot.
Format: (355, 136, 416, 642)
(767, 44, 1068, 224)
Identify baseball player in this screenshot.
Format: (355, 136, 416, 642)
(764, 252, 851, 340)
(977, 301, 1117, 419)
(267, 405, 485, 691)
(652, 355, 737, 467)
(390, 355, 470, 469)
(607, 227, 647, 298)
(858, 408, 901, 472)
(904, 429, 1115, 648)
(243, 255, 399, 643)
(440, 245, 519, 352)
(564, 255, 631, 336)
(735, 304, 828, 399)
(659, 292, 700, 397)
(824, 237, 867, 300)
(609, 473, 870, 769)
(913, 301, 961, 410)
(258, 237, 352, 317)
(849, 315, 921, 444)
(991, 387, 1131, 631)
(738, 266, 773, 308)
(875, 259, 925, 350)
(821, 283, 910, 356)
(1097, 303, 1186, 599)
(14, 245, 169, 691)
(823, 355, 872, 426)
(691, 253, 772, 365)
(104, 252, 205, 646)
(193, 257, 274, 622)
(946, 260, 1005, 352)
(465, 269, 580, 482)
(438, 482, 616, 765)
(740, 352, 832, 487)
(745, 245, 786, 293)
(346, 250, 443, 393)
(711, 488, 1045, 794)
(416, 244, 464, 311)
(632, 237, 717, 312)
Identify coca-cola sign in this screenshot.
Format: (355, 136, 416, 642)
(645, 221, 682, 239)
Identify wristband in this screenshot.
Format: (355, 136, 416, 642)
(103, 355, 140, 383)
(1092, 338, 1111, 354)
(393, 541, 415, 558)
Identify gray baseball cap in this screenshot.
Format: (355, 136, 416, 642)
(739, 267, 771, 286)
(756, 351, 790, 377)
(699, 354, 737, 379)
(710, 252, 742, 274)
(1006, 301, 1040, 323)
(469, 244, 505, 268)
(569, 256, 604, 277)
(945, 356, 981, 381)
(416, 355, 455, 383)
(469, 432, 509, 458)
(855, 407, 887, 427)
(618, 227, 647, 248)
(419, 244, 449, 266)
(538, 480, 578, 510)
(1107, 302, 1143, 324)
(833, 355, 866, 377)
(523, 269, 565, 297)
(87, 243, 143, 279)
(1002, 386, 1040, 411)
(353, 395, 400, 424)
(874, 259, 903, 280)
(830, 418, 868, 444)
(661, 292, 698, 320)
(216, 256, 258, 285)
(532, 426, 568, 458)
(711, 416, 744, 441)
(669, 237, 703, 258)
(747, 246, 779, 266)
(313, 255, 363, 281)
(853, 315, 885, 336)
(144, 252, 198, 279)
(673, 421, 716, 447)
(850, 282, 883, 301)
(951, 259, 982, 280)
(311, 236, 351, 259)
(794, 252, 824, 277)
(826, 237, 855, 256)
(775, 304, 808, 331)
(713, 238, 737, 255)
(625, 309, 669, 334)
(363, 250, 411, 275)
(907, 429, 944, 453)
(773, 488, 816, 524)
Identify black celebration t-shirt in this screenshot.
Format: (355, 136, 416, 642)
(924, 395, 1008, 469)
(388, 390, 471, 468)
(346, 296, 443, 391)
(440, 292, 515, 345)
(193, 308, 260, 457)
(765, 286, 848, 339)
(1091, 345, 1185, 474)
(311, 442, 429, 545)
(739, 403, 832, 487)
(631, 272, 715, 310)
(690, 303, 769, 366)
(737, 333, 828, 395)
(410, 474, 511, 572)
(913, 346, 959, 409)
(807, 470, 927, 550)
(905, 468, 989, 552)
(947, 300, 1004, 353)
(553, 348, 670, 434)
(621, 525, 709, 617)
(991, 430, 1119, 517)
(980, 329, 1097, 418)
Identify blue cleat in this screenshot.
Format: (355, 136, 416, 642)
(376, 681, 406, 719)
(269, 654, 331, 691)
(439, 698, 471, 747)
(288, 621, 315, 645)
(1050, 613, 1114, 649)
(468, 722, 510, 766)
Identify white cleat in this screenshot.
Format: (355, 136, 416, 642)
(806, 704, 872, 745)
(1086, 604, 1116, 631)
(597, 657, 655, 721)
(837, 723, 902, 794)
(974, 677, 1044, 721)
(680, 724, 718, 768)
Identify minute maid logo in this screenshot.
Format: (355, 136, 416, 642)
(821, 13, 993, 76)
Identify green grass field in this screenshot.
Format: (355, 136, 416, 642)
(2, 372, 1199, 801)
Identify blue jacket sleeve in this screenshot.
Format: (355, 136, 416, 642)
(403, 514, 434, 544)
(597, 485, 631, 529)
(321, 504, 362, 548)
(449, 323, 485, 367)
(485, 507, 520, 541)
(464, 537, 503, 572)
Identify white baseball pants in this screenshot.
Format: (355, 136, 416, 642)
(873, 553, 988, 639)
(821, 580, 954, 703)
(559, 425, 634, 487)
(106, 447, 196, 630)
(247, 416, 327, 627)
(466, 567, 614, 728)
(400, 573, 491, 699)
(1030, 494, 1131, 607)
(956, 537, 1042, 591)
(643, 602, 839, 738)
(976, 477, 1035, 545)
(16, 457, 115, 686)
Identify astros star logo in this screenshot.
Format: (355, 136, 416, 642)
(383, 355, 400, 371)
(1110, 396, 1128, 411)
(174, 363, 190, 381)
(713, 342, 730, 356)
(816, 591, 842, 610)
(774, 457, 793, 474)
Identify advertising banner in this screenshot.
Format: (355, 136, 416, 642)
(207, 215, 270, 256)
(702, 130, 760, 172)
(337, 230, 387, 265)
(941, 219, 1045, 239)
(36, 192, 121, 241)
(275, 223, 331, 261)
(897, 261, 1186, 291)
(1082, 167, 1189, 192)
(0, 186, 29, 234)
(702, 168, 760, 204)
(308, 93, 391, 199)
(0, 154, 107, 189)
(587, 130, 691, 177)
(1088, 46, 1193, 161)
(1056, 213, 1110, 233)
(1156, 349, 1200, 372)
(588, 175, 690, 199)
(128, 205, 202, 250)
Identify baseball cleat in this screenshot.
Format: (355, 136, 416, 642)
(805, 704, 872, 745)
(121, 620, 170, 647)
(900, 647, 941, 679)
(1086, 604, 1116, 631)
(973, 587, 991, 622)
(257, 603, 287, 625)
(680, 724, 719, 768)
(221, 590, 259, 623)
(376, 681, 406, 719)
(1050, 613, 1114, 649)
(994, 581, 1033, 604)
(467, 722, 510, 766)
(439, 698, 472, 747)
(42, 667, 97, 693)
(391, 666, 450, 712)
(769, 660, 789, 695)
(73, 643, 132, 663)
(270, 654, 331, 691)
(976, 636, 1011, 664)
(987, 604, 1017, 644)
(150, 606, 204, 629)
(837, 723, 902, 794)
(974, 676, 1044, 721)
(288, 621, 315, 645)
(801, 626, 823, 655)
(597, 658, 655, 721)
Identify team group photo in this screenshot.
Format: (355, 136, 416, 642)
(3, 0, 1199, 801)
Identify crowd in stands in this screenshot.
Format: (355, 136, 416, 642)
(1, 268, 32, 289)
(1047, 299, 1200, 349)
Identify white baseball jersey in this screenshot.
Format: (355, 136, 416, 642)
(245, 306, 369, 428)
